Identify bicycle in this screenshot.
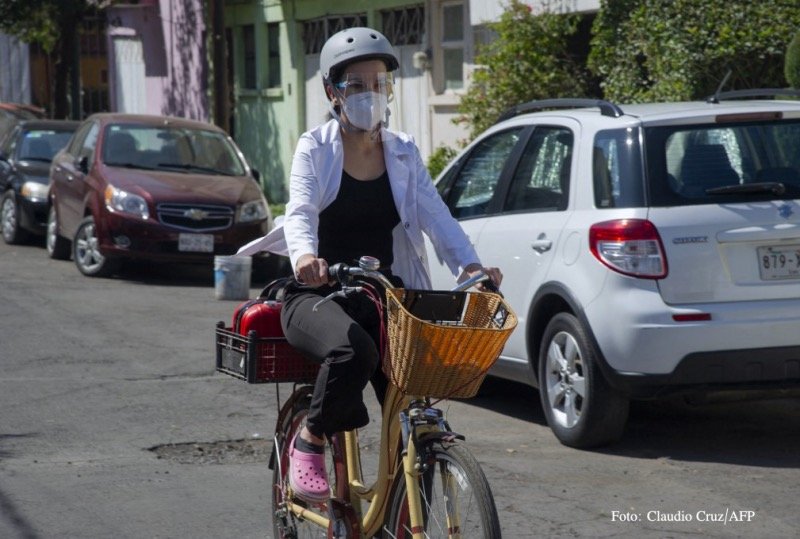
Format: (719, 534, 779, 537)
(216, 256, 517, 538)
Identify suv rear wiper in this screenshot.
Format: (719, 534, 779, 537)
(706, 182, 786, 195)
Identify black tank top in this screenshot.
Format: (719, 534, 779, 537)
(318, 170, 400, 269)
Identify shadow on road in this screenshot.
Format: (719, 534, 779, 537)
(115, 255, 291, 288)
(462, 377, 800, 468)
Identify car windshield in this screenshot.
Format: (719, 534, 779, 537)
(644, 118, 800, 206)
(17, 129, 75, 162)
(102, 124, 246, 176)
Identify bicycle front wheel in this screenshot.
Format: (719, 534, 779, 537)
(384, 440, 501, 538)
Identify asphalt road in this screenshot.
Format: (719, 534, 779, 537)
(1, 238, 799, 539)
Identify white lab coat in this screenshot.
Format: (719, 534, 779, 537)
(237, 120, 480, 289)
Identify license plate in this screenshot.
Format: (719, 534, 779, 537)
(757, 245, 800, 281)
(178, 233, 214, 253)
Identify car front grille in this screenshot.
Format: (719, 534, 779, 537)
(157, 203, 234, 232)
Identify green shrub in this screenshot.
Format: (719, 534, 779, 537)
(589, 0, 800, 102)
(427, 145, 458, 180)
(457, 0, 587, 140)
(269, 203, 286, 219)
(786, 32, 800, 89)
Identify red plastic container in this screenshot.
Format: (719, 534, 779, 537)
(233, 299, 284, 338)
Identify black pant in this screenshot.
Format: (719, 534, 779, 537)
(280, 280, 389, 439)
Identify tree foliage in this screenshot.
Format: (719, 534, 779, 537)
(589, 0, 800, 102)
(0, 0, 103, 118)
(457, 0, 587, 140)
(786, 32, 800, 90)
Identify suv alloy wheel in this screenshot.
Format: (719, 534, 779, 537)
(538, 313, 629, 448)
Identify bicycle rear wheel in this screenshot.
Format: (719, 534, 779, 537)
(271, 386, 340, 538)
(383, 440, 501, 538)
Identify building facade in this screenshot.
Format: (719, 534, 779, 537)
(106, 0, 209, 120)
(224, 0, 599, 202)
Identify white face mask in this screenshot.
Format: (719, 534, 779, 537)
(342, 91, 388, 131)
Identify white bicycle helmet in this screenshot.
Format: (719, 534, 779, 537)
(320, 27, 399, 85)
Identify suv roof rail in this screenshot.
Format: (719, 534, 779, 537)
(706, 88, 800, 104)
(496, 98, 624, 123)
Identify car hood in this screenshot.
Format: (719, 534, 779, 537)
(18, 160, 51, 182)
(100, 165, 260, 205)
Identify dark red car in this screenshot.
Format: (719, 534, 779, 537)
(47, 113, 271, 277)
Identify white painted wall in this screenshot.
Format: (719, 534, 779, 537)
(470, 0, 600, 25)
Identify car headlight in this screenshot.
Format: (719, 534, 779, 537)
(238, 197, 268, 223)
(20, 181, 49, 202)
(104, 186, 149, 219)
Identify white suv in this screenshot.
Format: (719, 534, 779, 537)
(425, 93, 800, 448)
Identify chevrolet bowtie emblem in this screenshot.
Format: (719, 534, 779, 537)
(184, 208, 209, 221)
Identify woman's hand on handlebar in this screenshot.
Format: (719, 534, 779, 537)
(463, 263, 503, 292)
(295, 254, 330, 287)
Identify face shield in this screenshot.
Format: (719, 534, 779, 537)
(332, 73, 395, 132)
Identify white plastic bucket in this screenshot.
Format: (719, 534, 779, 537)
(214, 255, 252, 300)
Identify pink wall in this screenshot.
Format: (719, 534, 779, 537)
(107, 0, 208, 121)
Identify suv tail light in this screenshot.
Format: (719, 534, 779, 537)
(589, 219, 668, 279)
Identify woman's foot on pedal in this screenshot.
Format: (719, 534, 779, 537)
(289, 429, 330, 503)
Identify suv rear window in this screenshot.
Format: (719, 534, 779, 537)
(645, 119, 800, 206)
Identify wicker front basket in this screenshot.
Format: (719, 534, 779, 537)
(384, 288, 517, 398)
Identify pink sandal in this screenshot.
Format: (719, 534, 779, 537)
(289, 432, 330, 503)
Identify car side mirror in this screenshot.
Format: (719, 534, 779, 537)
(77, 156, 89, 174)
(251, 168, 261, 184)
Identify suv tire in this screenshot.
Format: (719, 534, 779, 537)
(73, 215, 121, 277)
(46, 206, 71, 260)
(538, 312, 629, 448)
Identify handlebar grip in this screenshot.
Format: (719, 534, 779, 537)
(327, 262, 350, 284)
(481, 277, 501, 294)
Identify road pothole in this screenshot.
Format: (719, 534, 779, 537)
(148, 438, 271, 465)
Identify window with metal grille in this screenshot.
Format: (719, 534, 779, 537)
(381, 5, 425, 46)
(302, 14, 368, 55)
(243, 24, 256, 89)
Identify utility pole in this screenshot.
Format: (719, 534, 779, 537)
(210, 0, 230, 133)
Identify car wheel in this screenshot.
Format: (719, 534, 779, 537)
(46, 205, 71, 260)
(538, 312, 629, 448)
(73, 216, 120, 277)
(1, 191, 30, 245)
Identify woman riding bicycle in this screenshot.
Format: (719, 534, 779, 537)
(238, 27, 501, 503)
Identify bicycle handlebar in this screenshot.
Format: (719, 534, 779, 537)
(313, 256, 499, 312)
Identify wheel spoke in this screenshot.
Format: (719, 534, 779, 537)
(564, 390, 579, 427)
(547, 341, 567, 372)
(570, 373, 586, 399)
(547, 378, 565, 409)
(563, 335, 578, 364)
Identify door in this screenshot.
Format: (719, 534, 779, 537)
(392, 44, 429, 158)
(113, 37, 146, 114)
(56, 122, 99, 236)
(425, 126, 526, 287)
(473, 125, 576, 361)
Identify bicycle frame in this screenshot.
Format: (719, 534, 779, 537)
(280, 383, 460, 538)
(276, 258, 496, 538)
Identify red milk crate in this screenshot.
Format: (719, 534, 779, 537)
(215, 323, 320, 384)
